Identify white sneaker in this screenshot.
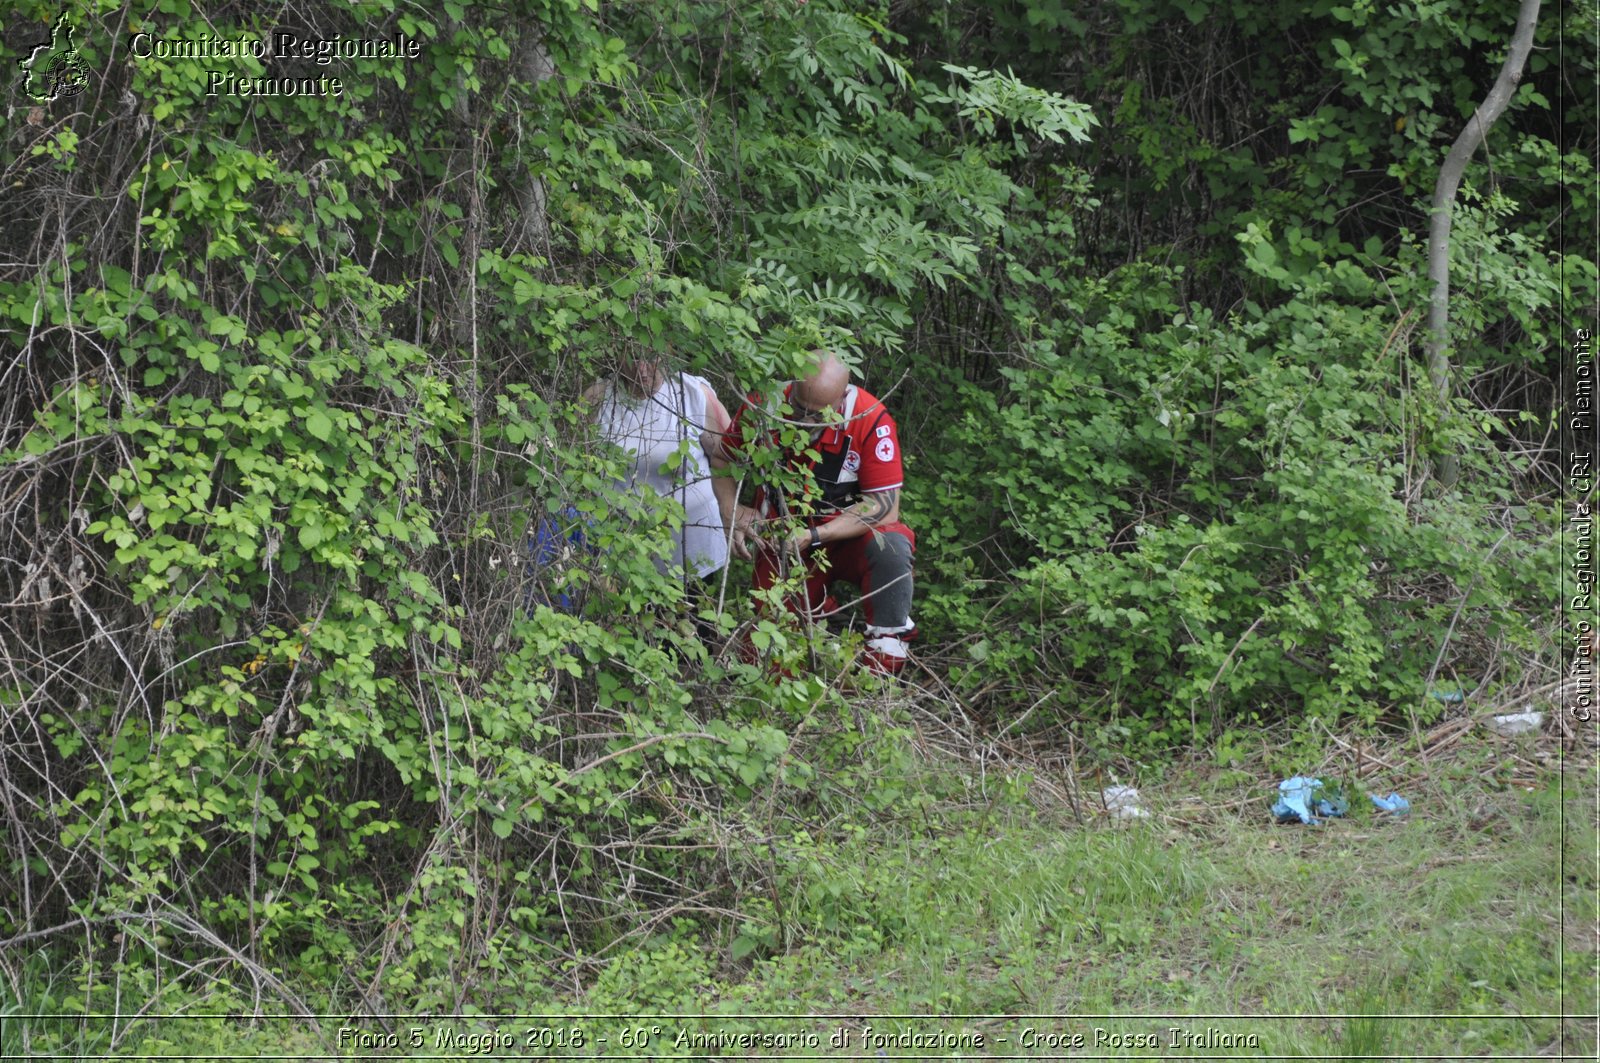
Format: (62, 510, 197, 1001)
(863, 622, 914, 675)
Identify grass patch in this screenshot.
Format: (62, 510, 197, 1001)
(692, 751, 1596, 1059)
(8, 734, 1593, 1060)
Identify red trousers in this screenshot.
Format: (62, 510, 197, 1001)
(751, 522, 916, 630)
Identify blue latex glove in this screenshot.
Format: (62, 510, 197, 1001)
(1315, 786, 1349, 819)
(1369, 792, 1410, 816)
(1272, 776, 1348, 824)
(1272, 776, 1321, 824)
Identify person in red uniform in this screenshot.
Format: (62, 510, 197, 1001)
(718, 351, 916, 674)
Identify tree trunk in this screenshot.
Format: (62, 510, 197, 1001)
(1425, 0, 1541, 488)
(514, 29, 556, 253)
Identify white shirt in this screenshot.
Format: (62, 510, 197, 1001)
(594, 372, 728, 579)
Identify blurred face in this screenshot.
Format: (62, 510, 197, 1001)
(621, 357, 662, 394)
(792, 354, 849, 428)
(793, 378, 845, 419)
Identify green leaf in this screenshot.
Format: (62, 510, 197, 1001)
(306, 409, 333, 441)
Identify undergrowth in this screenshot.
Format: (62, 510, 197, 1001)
(8, 721, 1593, 1060)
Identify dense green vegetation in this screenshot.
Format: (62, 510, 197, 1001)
(0, 0, 1591, 1049)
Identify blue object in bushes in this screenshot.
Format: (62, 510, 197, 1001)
(527, 505, 592, 613)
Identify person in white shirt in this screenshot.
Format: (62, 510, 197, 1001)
(583, 356, 738, 587)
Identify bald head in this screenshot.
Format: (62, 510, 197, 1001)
(793, 351, 850, 418)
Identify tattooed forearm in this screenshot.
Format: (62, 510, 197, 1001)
(855, 488, 899, 527)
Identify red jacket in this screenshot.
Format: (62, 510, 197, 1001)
(725, 383, 904, 521)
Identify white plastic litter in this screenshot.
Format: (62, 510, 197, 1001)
(1101, 785, 1150, 819)
(1486, 711, 1543, 737)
